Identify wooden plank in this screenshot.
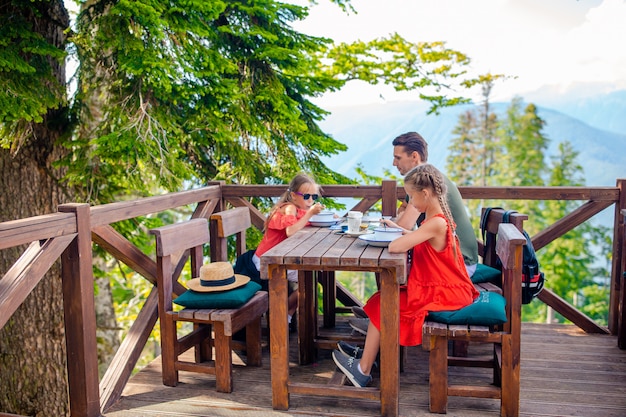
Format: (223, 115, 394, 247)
(92, 225, 159, 287)
(358, 244, 385, 268)
(0, 212, 76, 250)
(222, 196, 266, 231)
(290, 382, 380, 401)
(99, 282, 160, 411)
(381, 180, 398, 217)
(59, 203, 100, 417)
(210, 207, 251, 238)
(0, 235, 75, 329)
(103, 322, 626, 417)
(283, 229, 328, 266)
(320, 234, 355, 267)
(149, 218, 209, 257)
(339, 235, 368, 267)
(303, 230, 342, 265)
(459, 186, 619, 201)
(532, 199, 615, 251)
(90, 186, 221, 227)
(537, 288, 609, 334)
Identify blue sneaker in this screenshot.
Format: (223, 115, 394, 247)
(338, 341, 378, 369)
(332, 350, 372, 387)
(337, 341, 363, 359)
(349, 318, 369, 336)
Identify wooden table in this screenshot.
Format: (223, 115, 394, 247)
(260, 227, 406, 417)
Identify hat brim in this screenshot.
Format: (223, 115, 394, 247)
(186, 274, 250, 293)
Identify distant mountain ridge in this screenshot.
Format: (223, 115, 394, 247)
(319, 95, 626, 187)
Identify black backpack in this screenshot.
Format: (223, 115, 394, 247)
(481, 208, 545, 304)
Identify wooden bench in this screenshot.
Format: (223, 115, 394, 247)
(422, 218, 527, 416)
(150, 217, 268, 393)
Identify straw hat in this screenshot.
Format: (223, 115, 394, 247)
(186, 262, 250, 293)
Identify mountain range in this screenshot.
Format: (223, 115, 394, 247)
(319, 91, 626, 188)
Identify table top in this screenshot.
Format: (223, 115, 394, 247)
(259, 226, 406, 284)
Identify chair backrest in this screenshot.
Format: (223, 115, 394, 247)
(149, 218, 210, 309)
(210, 207, 251, 262)
(495, 223, 526, 337)
(479, 208, 527, 268)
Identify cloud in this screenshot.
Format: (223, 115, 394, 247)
(294, 0, 626, 105)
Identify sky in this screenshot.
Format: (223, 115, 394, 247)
(291, 0, 626, 107)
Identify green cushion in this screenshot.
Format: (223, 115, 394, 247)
(427, 291, 507, 325)
(471, 263, 501, 284)
(174, 281, 262, 309)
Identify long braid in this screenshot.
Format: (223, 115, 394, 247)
(431, 170, 459, 262)
(404, 164, 459, 260)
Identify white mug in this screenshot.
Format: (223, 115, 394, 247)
(346, 211, 363, 233)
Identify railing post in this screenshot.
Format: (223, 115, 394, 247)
(381, 179, 398, 217)
(59, 203, 101, 417)
(611, 179, 626, 341)
(207, 180, 226, 212)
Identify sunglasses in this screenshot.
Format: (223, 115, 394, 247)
(293, 191, 319, 200)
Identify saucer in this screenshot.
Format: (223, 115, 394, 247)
(358, 234, 394, 247)
(335, 230, 373, 237)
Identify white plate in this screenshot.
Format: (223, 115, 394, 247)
(310, 220, 339, 227)
(335, 230, 373, 237)
(358, 233, 394, 247)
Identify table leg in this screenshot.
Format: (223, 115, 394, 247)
(320, 271, 336, 328)
(298, 270, 316, 364)
(269, 264, 289, 410)
(379, 267, 399, 417)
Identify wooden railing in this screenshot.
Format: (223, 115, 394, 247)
(0, 179, 624, 417)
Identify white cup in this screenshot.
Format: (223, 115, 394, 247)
(347, 211, 363, 233)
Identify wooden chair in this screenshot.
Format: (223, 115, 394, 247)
(209, 206, 251, 262)
(150, 217, 268, 393)
(452, 208, 527, 357)
(422, 214, 527, 416)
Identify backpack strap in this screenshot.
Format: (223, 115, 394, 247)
(502, 209, 518, 224)
(480, 207, 494, 244)
(480, 207, 503, 259)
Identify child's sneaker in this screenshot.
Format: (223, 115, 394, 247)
(337, 341, 363, 359)
(349, 318, 369, 336)
(332, 350, 372, 388)
(351, 305, 368, 319)
(337, 341, 378, 369)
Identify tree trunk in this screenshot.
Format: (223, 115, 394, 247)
(0, 1, 72, 415)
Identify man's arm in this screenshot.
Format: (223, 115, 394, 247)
(394, 201, 420, 230)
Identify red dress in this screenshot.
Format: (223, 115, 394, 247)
(255, 205, 308, 257)
(363, 214, 479, 346)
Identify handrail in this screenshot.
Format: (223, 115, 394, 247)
(0, 180, 624, 417)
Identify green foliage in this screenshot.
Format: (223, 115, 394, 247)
(322, 35, 478, 114)
(0, 2, 67, 147)
(446, 92, 612, 324)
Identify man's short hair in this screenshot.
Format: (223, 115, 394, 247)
(392, 132, 428, 162)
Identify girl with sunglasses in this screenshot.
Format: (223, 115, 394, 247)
(252, 172, 325, 326)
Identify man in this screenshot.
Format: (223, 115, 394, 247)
(391, 131, 479, 276)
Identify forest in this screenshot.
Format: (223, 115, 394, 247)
(0, 1, 613, 415)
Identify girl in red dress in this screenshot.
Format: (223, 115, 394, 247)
(333, 163, 479, 387)
(253, 172, 324, 324)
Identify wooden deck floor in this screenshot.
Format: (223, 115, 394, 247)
(103, 322, 626, 417)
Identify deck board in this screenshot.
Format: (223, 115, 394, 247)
(103, 322, 626, 417)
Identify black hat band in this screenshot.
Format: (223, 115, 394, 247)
(200, 275, 236, 287)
